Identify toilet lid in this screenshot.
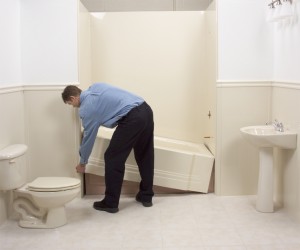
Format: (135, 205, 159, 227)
(28, 177, 81, 192)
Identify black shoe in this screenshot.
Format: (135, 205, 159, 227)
(135, 194, 153, 207)
(93, 200, 119, 213)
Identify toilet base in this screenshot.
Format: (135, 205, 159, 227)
(19, 206, 67, 229)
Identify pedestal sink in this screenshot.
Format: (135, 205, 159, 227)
(240, 125, 297, 213)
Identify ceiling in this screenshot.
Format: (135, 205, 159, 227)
(81, 0, 213, 12)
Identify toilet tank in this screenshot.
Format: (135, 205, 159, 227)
(0, 144, 28, 190)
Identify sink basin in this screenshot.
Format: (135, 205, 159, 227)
(240, 125, 297, 149)
(240, 125, 297, 213)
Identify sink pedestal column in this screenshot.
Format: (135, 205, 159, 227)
(257, 147, 274, 213)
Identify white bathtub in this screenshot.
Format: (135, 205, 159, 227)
(86, 127, 214, 193)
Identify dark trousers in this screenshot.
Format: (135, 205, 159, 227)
(104, 102, 154, 207)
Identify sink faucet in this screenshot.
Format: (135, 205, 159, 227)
(266, 119, 284, 132)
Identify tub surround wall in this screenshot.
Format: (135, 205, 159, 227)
(78, 8, 217, 193)
(203, 3, 217, 154)
(79, 11, 214, 144)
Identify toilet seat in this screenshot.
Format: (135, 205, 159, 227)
(27, 177, 81, 192)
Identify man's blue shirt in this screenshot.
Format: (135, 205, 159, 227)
(79, 83, 144, 164)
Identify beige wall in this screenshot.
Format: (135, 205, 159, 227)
(216, 83, 272, 195)
(0, 90, 26, 150)
(79, 11, 214, 143)
(203, 7, 217, 153)
(24, 87, 80, 181)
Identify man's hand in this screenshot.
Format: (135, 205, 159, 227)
(76, 164, 86, 173)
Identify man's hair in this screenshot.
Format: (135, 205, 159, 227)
(62, 85, 82, 103)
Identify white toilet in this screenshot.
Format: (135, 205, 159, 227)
(0, 144, 81, 229)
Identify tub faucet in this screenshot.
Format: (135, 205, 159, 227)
(266, 119, 284, 132)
